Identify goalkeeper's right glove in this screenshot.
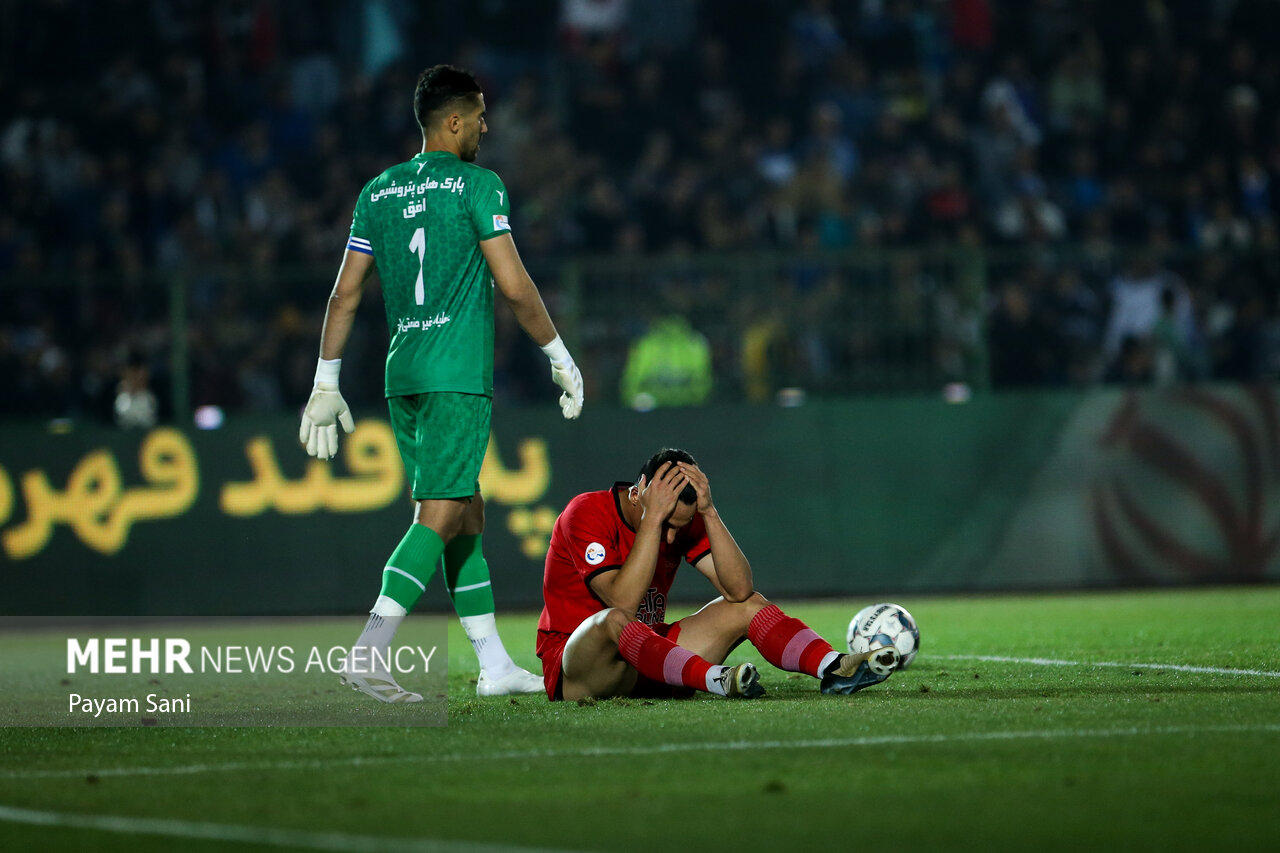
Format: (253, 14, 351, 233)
(299, 358, 355, 460)
(541, 335, 584, 420)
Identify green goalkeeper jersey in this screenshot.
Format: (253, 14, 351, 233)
(347, 150, 512, 398)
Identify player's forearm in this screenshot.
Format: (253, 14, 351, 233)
(319, 289, 362, 361)
(702, 510, 754, 601)
(501, 286, 558, 347)
(484, 234, 558, 346)
(319, 251, 371, 361)
(607, 526, 663, 613)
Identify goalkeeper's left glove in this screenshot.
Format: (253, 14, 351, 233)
(541, 335, 584, 420)
(299, 358, 355, 460)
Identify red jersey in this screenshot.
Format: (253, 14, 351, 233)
(537, 483, 711, 637)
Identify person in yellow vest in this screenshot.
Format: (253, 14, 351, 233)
(620, 316, 712, 410)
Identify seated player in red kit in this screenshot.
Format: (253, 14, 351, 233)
(536, 448, 900, 700)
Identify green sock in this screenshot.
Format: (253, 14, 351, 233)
(443, 534, 495, 618)
(380, 524, 445, 612)
(445, 535, 518, 677)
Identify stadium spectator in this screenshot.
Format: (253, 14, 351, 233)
(113, 349, 159, 430)
(987, 279, 1065, 388)
(1042, 268, 1106, 385)
(1102, 250, 1198, 374)
(1151, 286, 1208, 385)
(1045, 42, 1106, 132)
(535, 448, 901, 701)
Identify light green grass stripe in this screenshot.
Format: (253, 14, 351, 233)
(942, 655, 1280, 677)
(4, 723, 1278, 782)
(0, 805, 588, 853)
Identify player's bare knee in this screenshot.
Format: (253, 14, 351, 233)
(414, 498, 469, 541)
(460, 493, 485, 536)
(730, 591, 768, 618)
(598, 608, 633, 642)
(568, 608, 630, 650)
(727, 592, 768, 634)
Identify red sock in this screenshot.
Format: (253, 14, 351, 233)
(618, 621, 716, 693)
(748, 604, 837, 678)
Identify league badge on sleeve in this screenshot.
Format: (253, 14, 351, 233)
(584, 542, 606, 565)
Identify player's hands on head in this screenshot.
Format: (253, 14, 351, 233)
(299, 383, 355, 460)
(637, 462, 688, 527)
(677, 462, 714, 514)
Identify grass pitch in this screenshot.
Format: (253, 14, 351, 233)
(1, 586, 1278, 852)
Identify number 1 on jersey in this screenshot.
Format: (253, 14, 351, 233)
(409, 226, 426, 305)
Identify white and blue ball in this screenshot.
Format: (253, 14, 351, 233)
(846, 603, 920, 670)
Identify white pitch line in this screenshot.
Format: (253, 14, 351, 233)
(941, 654, 1280, 678)
(3, 723, 1279, 782)
(0, 805, 587, 853)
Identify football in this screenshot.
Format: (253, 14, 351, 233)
(847, 602, 920, 670)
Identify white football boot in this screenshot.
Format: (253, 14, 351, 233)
(339, 650, 422, 703)
(715, 662, 766, 699)
(340, 671, 423, 703)
(476, 666, 544, 696)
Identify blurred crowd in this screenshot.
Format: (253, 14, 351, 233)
(3, 0, 1280, 423)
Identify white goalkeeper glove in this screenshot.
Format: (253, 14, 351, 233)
(541, 335, 583, 420)
(299, 358, 355, 460)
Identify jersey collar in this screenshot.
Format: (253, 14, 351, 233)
(611, 482, 635, 532)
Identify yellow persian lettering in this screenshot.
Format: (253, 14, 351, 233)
(220, 421, 403, 516)
(479, 435, 549, 505)
(507, 505, 558, 558)
(0, 465, 11, 527)
(321, 422, 403, 512)
(2, 428, 199, 559)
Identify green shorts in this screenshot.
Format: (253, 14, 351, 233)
(387, 392, 492, 500)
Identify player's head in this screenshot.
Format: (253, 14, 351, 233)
(414, 64, 486, 161)
(638, 448, 698, 506)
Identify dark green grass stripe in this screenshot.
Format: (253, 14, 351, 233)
(4, 722, 1278, 781)
(0, 805, 589, 853)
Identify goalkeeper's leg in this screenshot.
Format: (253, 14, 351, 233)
(444, 494, 543, 696)
(342, 501, 462, 703)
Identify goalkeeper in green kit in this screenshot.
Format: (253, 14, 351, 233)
(300, 65, 584, 702)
